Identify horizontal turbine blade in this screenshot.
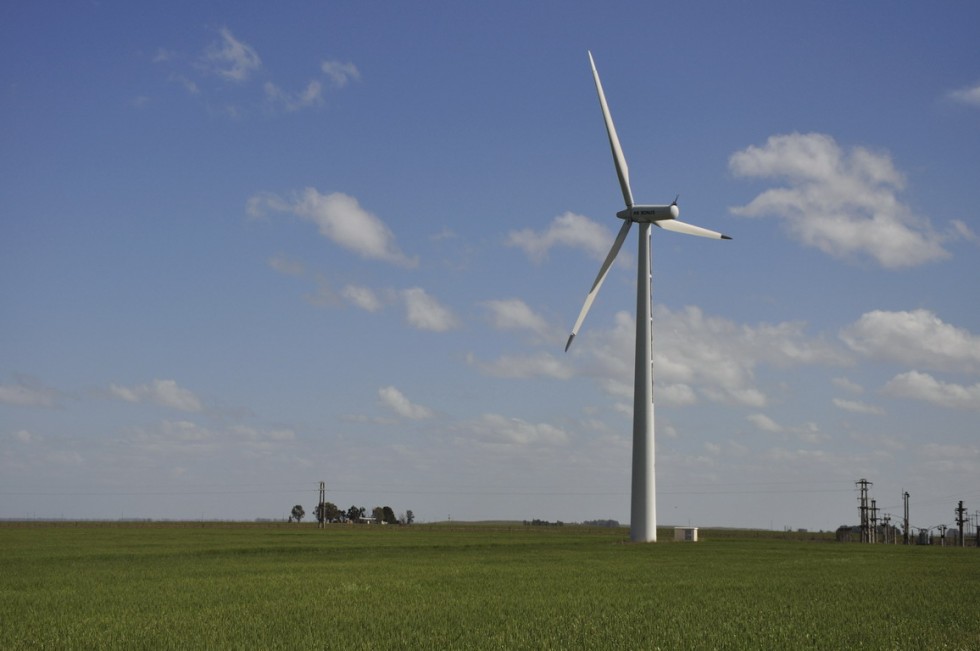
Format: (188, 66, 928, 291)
(655, 219, 732, 240)
(566, 218, 633, 351)
(588, 51, 633, 209)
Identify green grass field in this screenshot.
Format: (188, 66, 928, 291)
(1, 522, 978, 649)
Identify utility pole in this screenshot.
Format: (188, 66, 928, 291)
(882, 514, 892, 544)
(903, 491, 910, 545)
(318, 481, 326, 529)
(939, 524, 947, 547)
(955, 500, 967, 548)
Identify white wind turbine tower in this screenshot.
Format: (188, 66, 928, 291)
(566, 52, 731, 543)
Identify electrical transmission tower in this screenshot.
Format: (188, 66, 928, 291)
(955, 500, 967, 548)
(856, 479, 872, 543)
(870, 498, 878, 544)
(318, 481, 326, 529)
(903, 491, 910, 545)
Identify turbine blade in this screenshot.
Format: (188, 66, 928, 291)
(588, 51, 633, 209)
(655, 219, 733, 240)
(566, 218, 633, 351)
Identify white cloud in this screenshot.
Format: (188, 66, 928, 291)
(342, 285, 384, 312)
(507, 212, 622, 263)
(481, 299, 555, 340)
(378, 386, 434, 420)
(304, 276, 340, 307)
(841, 309, 980, 373)
(459, 413, 568, 446)
(833, 377, 864, 394)
(730, 132, 949, 268)
(947, 82, 980, 107)
(0, 377, 59, 408)
(402, 287, 459, 332)
(168, 73, 200, 95)
(833, 398, 885, 415)
(748, 413, 782, 432)
(658, 383, 697, 406)
(950, 219, 979, 244)
(204, 28, 261, 82)
(13, 429, 36, 443)
(250, 189, 417, 267)
(882, 371, 980, 410)
(109, 379, 203, 412)
(577, 306, 847, 408)
(264, 80, 324, 111)
(321, 60, 361, 87)
(267, 254, 305, 276)
(152, 48, 175, 63)
(470, 351, 573, 380)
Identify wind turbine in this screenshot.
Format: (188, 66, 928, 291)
(566, 52, 731, 543)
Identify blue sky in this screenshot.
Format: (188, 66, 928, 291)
(2, 1, 979, 531)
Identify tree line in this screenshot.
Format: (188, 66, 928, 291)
(290, 503, 414, 525)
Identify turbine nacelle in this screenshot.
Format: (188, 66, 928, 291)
(617, 203, 679, 223)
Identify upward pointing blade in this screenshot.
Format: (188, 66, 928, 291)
(566, 218, 633, 351)
(589, 51, 633, 209)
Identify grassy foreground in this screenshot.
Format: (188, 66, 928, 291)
(1, 522, 978, 649)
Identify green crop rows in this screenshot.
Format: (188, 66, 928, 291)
(1, 523, 977, 649)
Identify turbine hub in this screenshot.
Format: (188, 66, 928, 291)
(617, 204, 680, 223)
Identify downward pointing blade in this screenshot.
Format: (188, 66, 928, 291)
(655, 219, 732, 240)
(589, 51, 633, 209)
(565, 218, 633, 351)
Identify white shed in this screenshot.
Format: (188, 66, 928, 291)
(674, 526, 699, 542)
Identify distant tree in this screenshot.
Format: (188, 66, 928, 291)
(382, 506, 397, 525)
(291, 504, 305, 523)
(371, 506, 385, 524)
(405, 509, 414, 525)
(315, 501, 341, 524)
(347, 505, 365, 523)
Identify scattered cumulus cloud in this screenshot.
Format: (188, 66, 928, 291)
(321, 60, 361, 87)
(840, 309, 980, 373)
(748, 413, 782, 432)
(109, 379, 203, 412)
(13, 429, 37, 443)
(947, 82, 980, 107)
(204, 28, 262, 82)
(469, 351, 573, 380)
(459, 413, 568, 447)
(249, 189, 417, 267)
(304, 276, 341, 307)
(481, 299, 555, 341)
(833, 377, 864, 394)
(264, 80, 324, 112)
(378, 386, 434, 419)
(155, 29, 358, 116)
(730, 132, 949, 268)
(267, 254, 305, 276)
(152, 48, 175, 63)
(342, 285, 384, 312)
(402, 288, 459, 332)
(168, 73, 200, 95)
(575, 306, 848, 408)
(507, 212, 624, 263)
(658, 383, 697, 406)
(950, 220, 979, 244)
(0, 376, 60, 408)
(882, 371, 980, 410)
(833, 398, 884, 415)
